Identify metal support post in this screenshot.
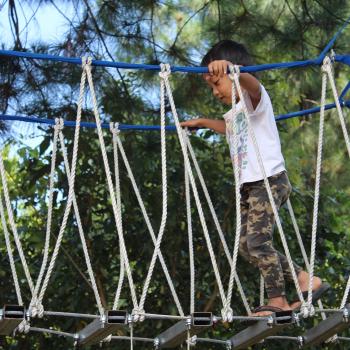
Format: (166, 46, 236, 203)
(77, 310, 128, 346)
(230, 310, 295, 349)
(302, 305, 350, 347)
(154, 312, 213, 348)
(0, 305, 25, 335)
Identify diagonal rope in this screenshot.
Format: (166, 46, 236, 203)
(160, 64, 228, 310)
(183, 131, 251, 315)
(229, 65, 305, 314)
(224, 67, 243, 320)
(84, 58, 139, 313)
(322, 58, 350, 309)
(138, 65, 169, 313)
(57, 121, 104, 317)
(0, 193, 23, 305)
(0, 152, 34, 296)
(111, 124, 126, 311)
(110, 125, 184, 316)
(286, 199, 326, 320)
(37, 57, 87, 308)
(30, 119, 60, 315)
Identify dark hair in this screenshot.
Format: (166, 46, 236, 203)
(201, 40, 254, 67)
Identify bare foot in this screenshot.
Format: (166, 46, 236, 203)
(252, 296, 292, 317)
(290, 271, 322, 310)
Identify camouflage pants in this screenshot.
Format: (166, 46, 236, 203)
(239, 171, 302, 298)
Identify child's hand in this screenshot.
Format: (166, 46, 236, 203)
(180, 118, 205, 129)
(208, 60, 231, 77)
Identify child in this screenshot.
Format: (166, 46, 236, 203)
(181, 40, 328, 316)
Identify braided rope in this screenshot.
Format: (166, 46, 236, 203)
(287, 199, 326, 320)
(30, 119, 60, 315)
(230, 66, 305, 312)
(38, 57, 87, 308)
(84, 58, 139, 312)
(223, 66, 243, 320)
(307, 58, 329, 313)
(0, 194, 23, 305)
(183, 132, 251, 314)
(160, 64, 228, 310)
(0, 151, 34, 295)
(111, 124, 126, 310)
(111, 126, 184, 316)
(184, 130, 195, 314)
(259, 275, 265, 307)
(138, 64, 169, 313)
(323, 60, 350, 309)
(57, 123, 104, 316)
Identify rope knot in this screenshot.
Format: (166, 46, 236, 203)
(221, 305, 233, 323)
(321, 56, 332, 73)
(110, 122, 120, 135)
(186, 335, 197, 347)
(132, 307, 145, 322)
(228, 64, 240, 81)
(81, 56, 92, 69)
(159, 63, 171, 79)
(54, 118, 64, 131)
(17, 319, 30, 334)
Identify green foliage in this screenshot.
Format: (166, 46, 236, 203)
(1, 0, 350, 349)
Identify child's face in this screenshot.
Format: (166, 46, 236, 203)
(204, 73, 236, 105)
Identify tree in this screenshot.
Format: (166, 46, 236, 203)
(1, 0, 350, 348)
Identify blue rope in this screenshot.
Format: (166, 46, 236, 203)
(1, 99, 349, 131)
(1, 49, 350, 73)
(318, 15, 350, 61)
(340, 81, 350, 100)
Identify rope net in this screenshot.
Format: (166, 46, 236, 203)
(0, 51, 350, 347)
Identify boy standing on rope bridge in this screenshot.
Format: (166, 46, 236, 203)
(180, 40, 329, 317)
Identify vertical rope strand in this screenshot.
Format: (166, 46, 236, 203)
(111, 125, 126, 310)
(184, 132, 195, 314)
(307, 58, 328, 311)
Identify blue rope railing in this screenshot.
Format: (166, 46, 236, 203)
(1, 49, 350, 73)
(1, 99, 349, 131)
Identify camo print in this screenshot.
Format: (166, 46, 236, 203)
(239, 171, 302, 298)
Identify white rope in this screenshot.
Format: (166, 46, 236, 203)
(184, 130, 195, 314)
(138, 64, 169, 313)
(111, 123, 126, 310)
(183, 132, 251, 314)
(30, 119, 60, 316)
(341, 277, 350, 309)
(110, 126, 184, 316)
(0, 193, 23, 305)
(0, 151, 35, 295)
(323, 58, 350, 309)
(307, 57, 329, 313)
(223, 66, 243, 321)
(57, 122, 105, 317)
(38, 57, 88, 309)
(259, 275, 265, 307)
(230, 65, 305, 312)
(286, 199, 326, 320)
(160, 64, 228, 311)
(84, 57, 139, 313)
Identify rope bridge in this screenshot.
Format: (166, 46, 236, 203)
(1, 20, 350, 349)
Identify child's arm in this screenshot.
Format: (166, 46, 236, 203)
(180, 118, 226, 134)
(208, 60, 261, 108)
